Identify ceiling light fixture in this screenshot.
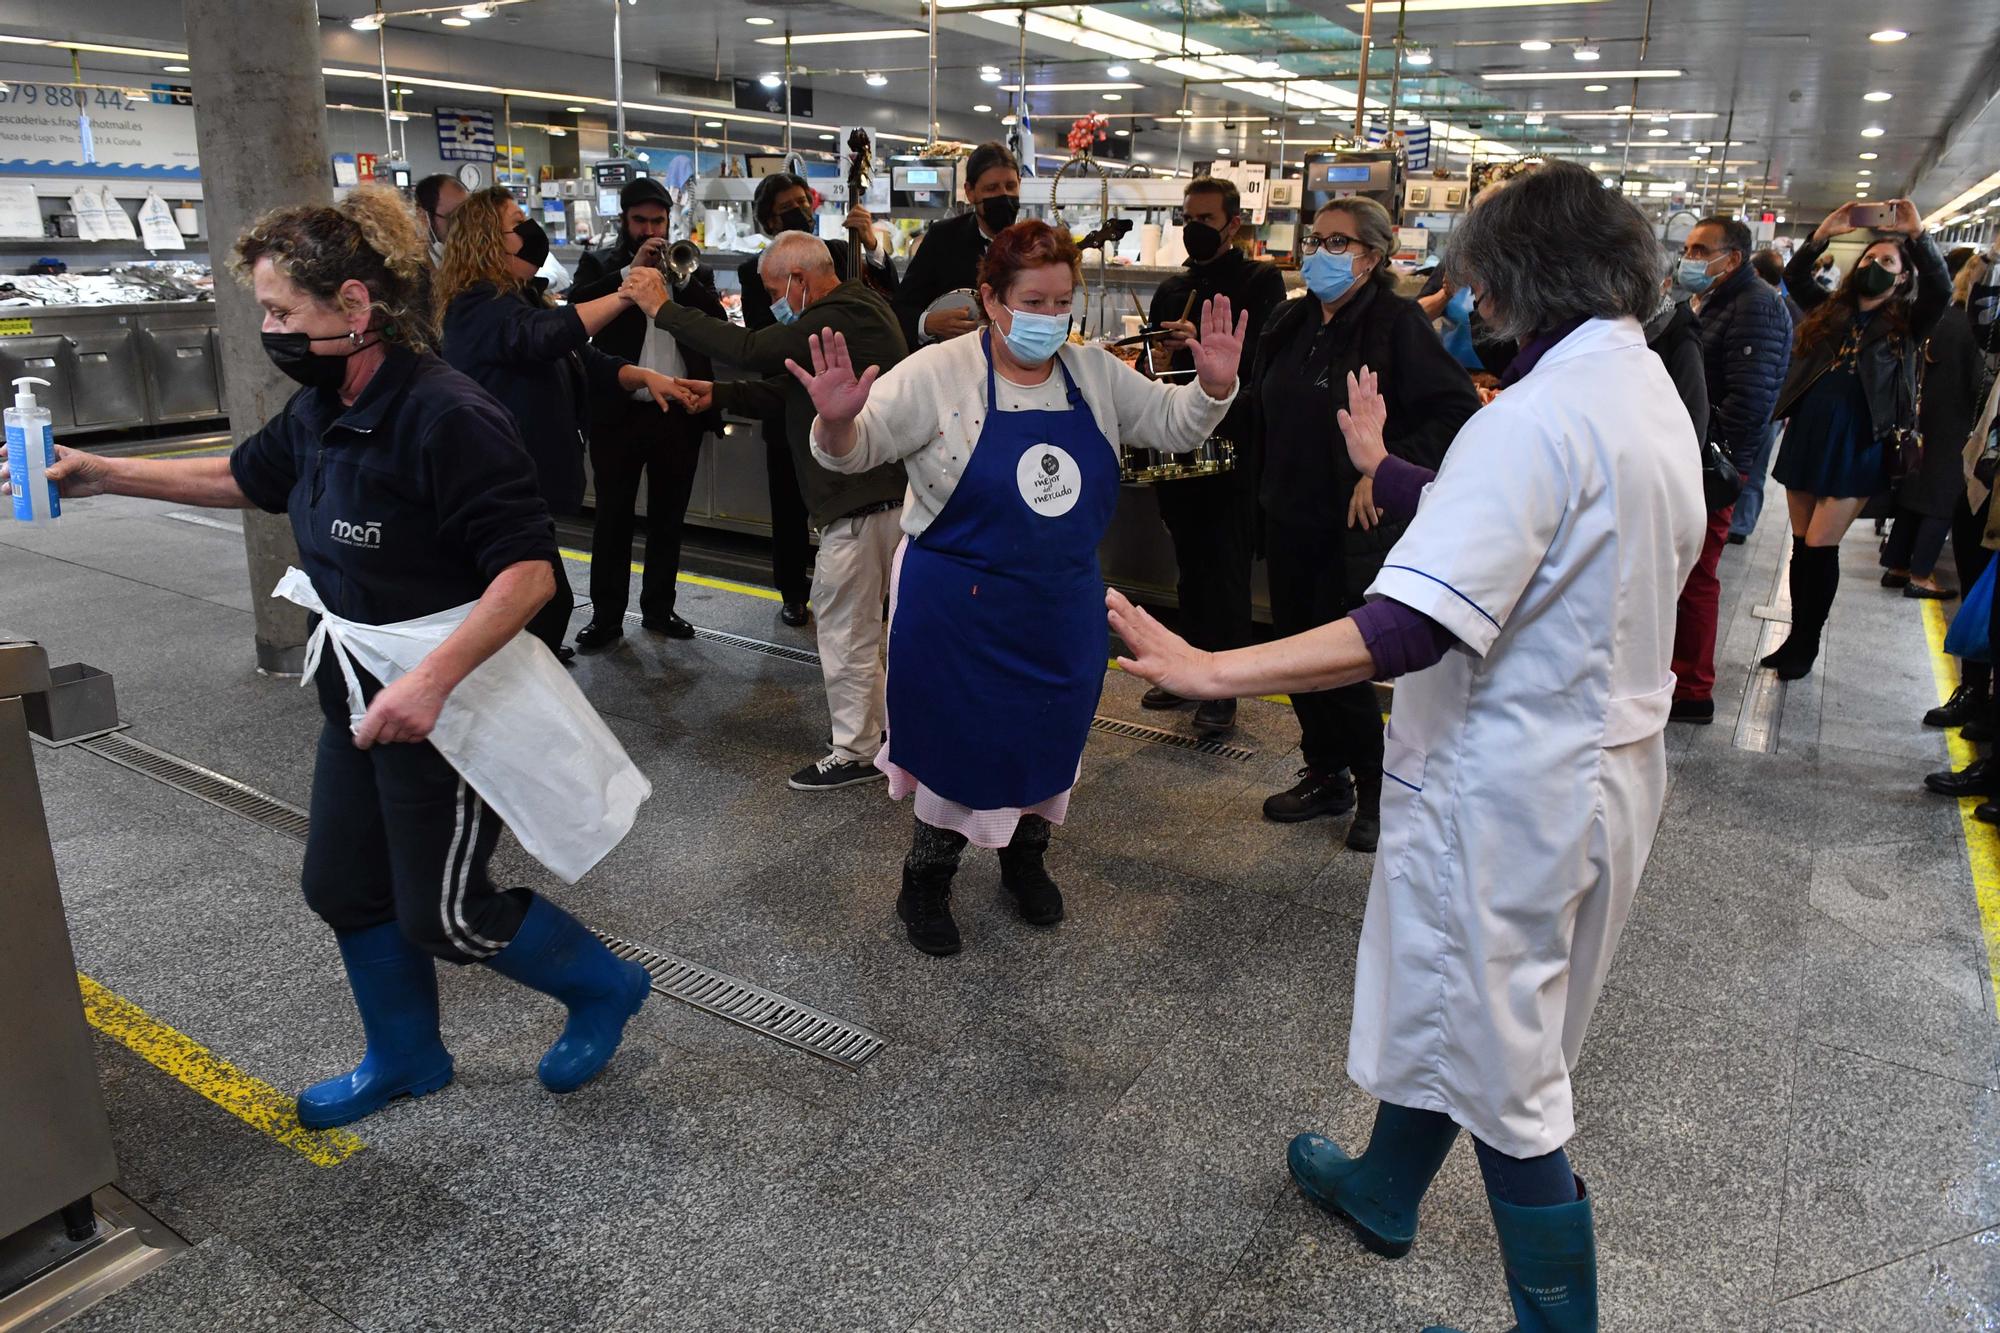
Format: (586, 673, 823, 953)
(1106, 64, 1130, 78)
(819, 132, 835, 141)
(704, 120, 722, 127)
(440, 15, 471, 26)
(162, 63, 188, 73)
(564, 105, 585, 112)
(1114, 128, 1129, 136)
(1000, 114, 1017, 125)
(999, 82, 1142, 92)
(1261, 127, 1280, 136)
(1859, 151, 1878, 160)
(979, 67, 1002, 82)
(745, 15, 774, 25)
(1857, 168, 1871, 175)
(1519, 39, 1552, 51)
(1347, 0, 1613, 9)
(547, 127, 566, 137)
(1299, 116, 1316, 124)
(1215, 147, 1231, 156)
(865, 72, 887, 87)
(1583, 82, 1608, 91)
(1483, 68, 1682, 82)
(758, 73, 783, 89)
(460, 4, 494, 17)
(1868, 28, 1907, 42)
(1646, 127, 1668, 136)
(973, 103, 992, 112)
(1860, 125, 1885, 137)
(1101, 92, 1121, 101)
(1406, 47, 1433, 66)
(350, 13, 382, 31)
(1863, 90, 1892, 102)
(1573, 44, 1600, 61)
(1590, 144, 1605, 153)
(754, 28, 928, 46)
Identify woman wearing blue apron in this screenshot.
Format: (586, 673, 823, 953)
(802, 220, 1245, 955)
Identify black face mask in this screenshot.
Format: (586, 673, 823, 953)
(977, 194, 1020, 233)
(511, 217, 551, 269)
(1182, 221, 1226, 264)
(261, 330, 369, 390)
(1852, 262, 1897, 299)
(776, 206, 814, 236)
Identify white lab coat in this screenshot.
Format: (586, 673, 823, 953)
(1350, 318, 1706, 1157)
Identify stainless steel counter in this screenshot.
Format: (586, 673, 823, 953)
(0, 301, 224, 435)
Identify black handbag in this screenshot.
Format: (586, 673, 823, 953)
(1701, 438, 1743, 511)
(1885, 338, 1928, 485)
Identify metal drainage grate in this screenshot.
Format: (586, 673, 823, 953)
(1090, 715, 1256, 762)
(594, 931, 886, 1070)
(621, 612, 824, 667)
(77, 732, 311, 842)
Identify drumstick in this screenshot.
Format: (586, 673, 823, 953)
(1176, 291, 1197, 325)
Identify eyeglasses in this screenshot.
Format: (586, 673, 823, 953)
(1301, 231, 1358, 255)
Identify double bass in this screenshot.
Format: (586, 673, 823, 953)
(844, 128, 896, 302)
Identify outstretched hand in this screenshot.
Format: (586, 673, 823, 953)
(1185, 295, 1249, 400)
(1337, 367, 1390, 479)
(1107, 588, 1220, 700)
(785, 329, 880, 426)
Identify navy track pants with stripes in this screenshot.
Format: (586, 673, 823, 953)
(302, 653, 528, 963)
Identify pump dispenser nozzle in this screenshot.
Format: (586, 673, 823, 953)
(11, 376, 48, 411)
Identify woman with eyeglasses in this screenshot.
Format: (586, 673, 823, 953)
(1252, 197, 1480, 853)
(1762, 198, 1950, 680)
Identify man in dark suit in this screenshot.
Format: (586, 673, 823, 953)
(737, 172, 897, 627)
(891, 140, 1021, 351)
(567, 177, 725, 651)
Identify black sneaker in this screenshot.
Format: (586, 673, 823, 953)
(575, 620, 624, 653)
(896, 866, 962, 956)
(1193, 698, 1238, 736)
(642, 612, 696, 640)
(1141, 685, 1191, 710)
(1669, 697, 1715, 725)
(1926, 685, 1988, 729)
(780, 601, 810, 628)
(788, 754, 887, 791)
(998, 848, 1065, 926)
(1262, 767, 1356, 824)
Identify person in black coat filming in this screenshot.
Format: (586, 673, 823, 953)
(568, 177, 726, 650)
(736, 171, 897, 628)
(436, 186, 693, 661)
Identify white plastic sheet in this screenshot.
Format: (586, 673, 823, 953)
(275, 568, 650, 885)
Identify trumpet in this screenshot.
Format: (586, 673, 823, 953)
(665, 238, 702, 289)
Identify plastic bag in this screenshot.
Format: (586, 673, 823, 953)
(1944, 557, 1995, 664)
(275, 568, 651, 884)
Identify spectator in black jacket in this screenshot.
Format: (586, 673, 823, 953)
(1883, 248, 1982, 599)
(1253, 197, 1480, 852)
(891, 141, 1021, 351)
(566, 178, 725, 651)
(435, 187, 691, 660)
(1669, 216, 1792, 722)
(736, 171, 898, 627)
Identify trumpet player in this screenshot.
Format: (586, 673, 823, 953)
(568, 178, 725, 651)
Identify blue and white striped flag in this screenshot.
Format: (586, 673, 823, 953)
(436, 106, 496, 162)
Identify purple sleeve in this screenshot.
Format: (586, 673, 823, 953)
(1351, 597, 1458, 679)
(1371, 454, 1437, 521)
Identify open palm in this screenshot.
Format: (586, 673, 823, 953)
(786, 330, 880, 426)
(1185, 295, 1249, 397)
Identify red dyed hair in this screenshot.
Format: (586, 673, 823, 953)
(976, 219, 1081, 304)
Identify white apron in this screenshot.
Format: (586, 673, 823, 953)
(275, 568, 651, 886)
(1350, 319, 1706, 1157)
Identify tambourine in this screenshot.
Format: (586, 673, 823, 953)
(918, 288, 981, 342)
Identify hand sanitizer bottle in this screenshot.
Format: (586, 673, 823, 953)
(6, 375, 59, 524)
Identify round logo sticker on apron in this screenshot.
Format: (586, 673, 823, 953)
(1016, 443, 1082, 518)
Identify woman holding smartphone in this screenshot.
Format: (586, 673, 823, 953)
(1764, 198, 1949, 680)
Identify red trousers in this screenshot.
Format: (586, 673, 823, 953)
(1672, 503, 1735, 702)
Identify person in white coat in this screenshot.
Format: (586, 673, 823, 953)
(1108, 160, 1705, 1333)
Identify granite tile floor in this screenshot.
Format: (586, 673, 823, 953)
(4, 481, 1996, 1333)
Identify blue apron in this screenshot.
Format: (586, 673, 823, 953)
(885, 333, 1120, 811)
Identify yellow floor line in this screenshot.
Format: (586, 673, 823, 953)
(1918, 599, 2000, 1022)
(556, 545, 784, 603)
(77, 973, 365, 1168)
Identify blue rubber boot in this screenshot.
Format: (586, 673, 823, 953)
(1421, 1180, 1599, 1333)
(1286, 1102, 1460, 1258)
(483, 894, 651, 1093)
(297, 923, 454, 1130)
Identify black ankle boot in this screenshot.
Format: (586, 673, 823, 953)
(896, 863, 962, 956)
(1927, 683, 1990, 729)
(998, 847, 1065, 926)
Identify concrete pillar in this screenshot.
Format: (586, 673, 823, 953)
(182, 0, 331, 675)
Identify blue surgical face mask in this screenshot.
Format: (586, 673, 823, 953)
(1677, 256, 1718, 293)
(769, 273, 802, 325)
(1001, 306, 1071, 364)
(1302, 250, 1357, 303)
(1445, 284, 1476, 325)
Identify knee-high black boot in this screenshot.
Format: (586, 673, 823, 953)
(1763, 540, 1835, 679)
(897, 819, 966, 956)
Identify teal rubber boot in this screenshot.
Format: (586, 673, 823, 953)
(484, 893, 651, 1093)
(1422, 1180, 1599, 1333)
(1285, 1102, 1460, 1258)
(297, 923, 454, 1130)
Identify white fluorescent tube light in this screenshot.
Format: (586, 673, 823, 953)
(754, 29, 928, 45)
(1347, 0, 1608, 9)
(999, 82, 1142, 92)
(1483, 69, 1682, 82)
